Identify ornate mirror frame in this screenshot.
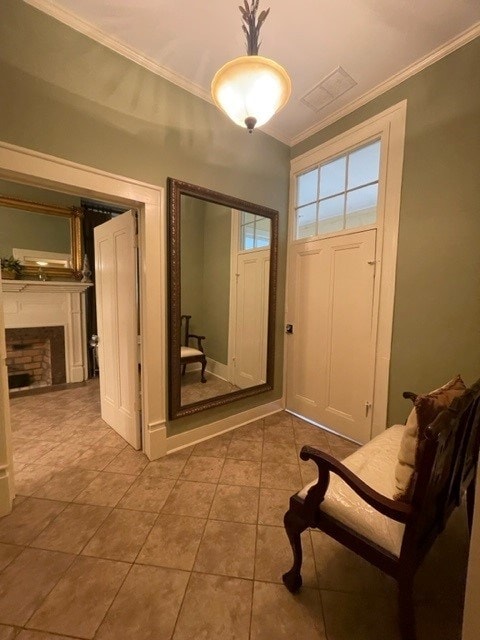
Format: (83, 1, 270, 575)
(0, 195, 83, 280)
(167, 177, 278, 419)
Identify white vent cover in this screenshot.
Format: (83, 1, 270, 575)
(301, 66, 357, 112)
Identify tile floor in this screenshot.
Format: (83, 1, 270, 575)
(0, 381, 469, 639)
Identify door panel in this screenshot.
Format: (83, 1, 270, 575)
(287, 229, 377, 443)
(234, 250, 270, 388)
(94, 211, 140, 449)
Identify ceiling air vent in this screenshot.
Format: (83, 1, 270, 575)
(301, 66, 357, 112)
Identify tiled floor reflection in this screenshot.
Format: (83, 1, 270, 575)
(0, 382, 469, 639)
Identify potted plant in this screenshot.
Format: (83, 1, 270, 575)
(1, 256, 23, 280)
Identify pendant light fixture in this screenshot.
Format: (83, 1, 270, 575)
(211, 1, 291, 133)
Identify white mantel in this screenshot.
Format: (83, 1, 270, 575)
(2, 280, 93, 384)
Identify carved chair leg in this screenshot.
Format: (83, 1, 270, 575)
(181, 363, 186, 376)
(282, 509, 307, 594)
(200, 357, 207, 383)
(398, 573, 416, 640)
(466, 477, 475, 535)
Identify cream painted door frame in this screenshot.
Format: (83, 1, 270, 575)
(0, 140, 166, 516)
(286, 101, 407, 441)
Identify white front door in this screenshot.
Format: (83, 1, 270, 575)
(94, 211, 141, 449)
(286, 229, 377, 443)
(233, 249, 270, 388)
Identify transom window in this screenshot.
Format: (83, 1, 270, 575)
(295, 139, 381, 239)
(240, 212, 271, 250)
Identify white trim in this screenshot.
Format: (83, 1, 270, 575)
(0, 140, 166, 518)
(166, 400, 284, 453)
(291, 23, 480, 146)
(228, 210, 240, 384)
(185, 358, 230, 381)
(286, 101, 407, 440)
(23, 1, 478, 147)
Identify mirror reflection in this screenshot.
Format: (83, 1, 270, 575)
(168, 178, 278, 419)
(180, 196, 271, 406)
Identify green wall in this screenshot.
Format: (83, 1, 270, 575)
(0, 0, 290, 436)
(180, 198, 231, 366)
(293, 38, 480, 424)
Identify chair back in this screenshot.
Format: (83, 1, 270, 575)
(402, 379, 480, 560)
(180, 315, 191, 347)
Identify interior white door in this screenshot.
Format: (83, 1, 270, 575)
(94, 211, 140, 449)
(233, 249, 270, 388)
(286, 229, 377, 443)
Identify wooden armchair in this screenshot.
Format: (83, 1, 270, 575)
(180, 314, 207, 383)
(283, 379, 480, 640)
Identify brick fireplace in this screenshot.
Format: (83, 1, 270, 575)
(6, 326, 66, 391)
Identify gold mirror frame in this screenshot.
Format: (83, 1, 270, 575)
(167, 177, 278, 420)
(0, 195, 83, 280)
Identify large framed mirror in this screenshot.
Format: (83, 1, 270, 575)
(167, 178, 278, 419)
(0, 195, 83, 280)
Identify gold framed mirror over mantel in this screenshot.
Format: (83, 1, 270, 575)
(0, 195, 83, 280)
(167, 177, 278, 419)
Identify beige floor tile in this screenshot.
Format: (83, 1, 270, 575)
(179, 456, 224, 483)
(33, 442, 91, 468)
(255, 525, 318, 589)
(141, 453, 189, 480)
(74, 446, 120, 471)
(73, 472, 136, 507)
(104, 447, 149, 475)
(258, 488, 293, 526)
(0, 626, 16, 640)
(0, 498, 66, 545)
(30, 503, 111, 554)
(137, 514, 205, 571)
(117, 476, 175, 512)
(299, 458, 319, 486)
(263, 424, 295, 443)
(33, 468, 99, 502)
(227, 438, 263, 461)
(13, 464, 56, 496)
(0, 542, 24, 571)
(13, 439, 59, 465)
(209, 484, 259, 524)
(321, 590, 400, 640)
(16, 631, 74, 640)
(218, 458, 261, 487)
(192, 435, 230, 458)
(264, 412, 293, 427)
(162, 481, 216, 518)
(230, 421, 264, 442)
(0, 548, 74, 626)
(251, 582, 326, 640)
(261, 461, 303, 490)
(27, 556, 130, 639)
(310, 531, 395, 593)
(262, 441, 299, 465)
(194, 520, 256, 579)
(85, 505, 155, 556)
(293, 421, 330, 448)
(96, 430, 129, 452)
(96, 564, 189, 640)
(173, 573, 252, 640)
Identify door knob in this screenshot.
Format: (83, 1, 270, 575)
(285, 324, 294, 334)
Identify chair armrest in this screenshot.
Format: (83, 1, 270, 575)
(402, 391, 417, 403)
(187, 333, 206, 351)
(300, 445, 412, 523)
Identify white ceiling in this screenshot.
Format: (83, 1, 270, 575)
(26, 0, 480, 145)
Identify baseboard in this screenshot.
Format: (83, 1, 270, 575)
(166, 399, 284, 453)
(185, 358, 229, 382)
(143, 420, 167, 461)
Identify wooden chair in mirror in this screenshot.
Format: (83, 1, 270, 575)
(180, 314, 207, 383)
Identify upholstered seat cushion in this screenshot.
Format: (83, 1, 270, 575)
(181, 346, 204, 358)
(298, 425, 406, 557)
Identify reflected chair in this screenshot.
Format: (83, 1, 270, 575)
(180, 314, 207, 383)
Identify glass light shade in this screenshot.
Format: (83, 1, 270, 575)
(211, 55, 291, 130)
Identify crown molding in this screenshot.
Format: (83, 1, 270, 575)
(24, 1, 479, 148)
(290, 21, 480, 147)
